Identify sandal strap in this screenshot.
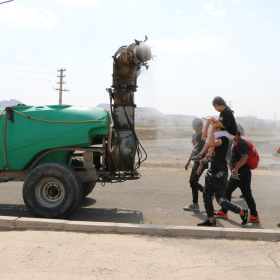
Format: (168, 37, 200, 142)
(200, 154, 213, 163)
(191, 153, 204, 161)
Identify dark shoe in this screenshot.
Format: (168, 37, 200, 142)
(197, 218, 216, 227)
(240, 209, 249, 225)
(239, 194, 244, 198)
(277, 223, 280, 227)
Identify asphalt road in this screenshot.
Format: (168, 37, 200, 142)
(0, 168, 280, 230)
(0, 138, 280, 229)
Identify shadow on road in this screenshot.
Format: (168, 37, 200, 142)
(80, 197, 97, 207)
(0, 204, 31, 218)
(0, 203, 145, 224)
(190, 210, 263, 229)
(70, 207, 144, 224)
(223, 217, 264, 229)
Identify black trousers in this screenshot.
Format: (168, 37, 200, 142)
(189, 161, 206, 204)
(203, 169, 242, 218)
(222, 169, 258, 217)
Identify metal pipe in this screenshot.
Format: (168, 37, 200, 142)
(109, 37, 151, 172)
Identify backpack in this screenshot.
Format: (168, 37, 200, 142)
(235, 138, 259, 170)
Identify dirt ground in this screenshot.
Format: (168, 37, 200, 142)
(0, 230, 280, 280)
(136, 127, 193, 140)
(137, 131, 280, 169)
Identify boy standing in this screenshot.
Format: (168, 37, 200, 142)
(184, 118, 207, 212)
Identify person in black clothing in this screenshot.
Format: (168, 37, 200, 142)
(192, 96, 237, 164)
(197, 120, 249, 227)
(214, 96, 237, 136)
(226, 109, 235, 169)
(184, 118, 207, 212)
(214, 122, 260, 223)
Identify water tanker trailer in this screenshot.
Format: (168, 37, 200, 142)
(0, 37, 152, 219)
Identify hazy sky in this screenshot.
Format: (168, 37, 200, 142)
(0, 0, 279, 120)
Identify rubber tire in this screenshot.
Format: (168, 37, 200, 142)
(22, 162, 83, 219)
(82, 182, 96, 198)
(71, 158, 96, 197)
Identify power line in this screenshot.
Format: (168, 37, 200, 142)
(0, 59, 55, 69)
(0, 67, 52, 75)
(67, 70, 109, 84)
(0, 75, 56, 82)
(68, 83, 107, 95)
(66, 75, 108, 88)
(0, 61, 110, 87)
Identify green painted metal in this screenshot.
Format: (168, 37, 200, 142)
(0, 105, 110, 170)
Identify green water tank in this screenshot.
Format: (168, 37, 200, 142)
(0, 105, 110, 171)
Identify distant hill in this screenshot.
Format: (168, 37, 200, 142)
(96, 103, 278, 129)
(97, 103, 163, 117)
(0, 99, 24, 108)
(97, 103, 110, 111)
(136, 107, 163, 117)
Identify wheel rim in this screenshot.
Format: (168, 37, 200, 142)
(36, 178, 65, 208)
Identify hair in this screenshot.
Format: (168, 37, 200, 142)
(192, 118, 203, 128)
(212, 96, 227, 106)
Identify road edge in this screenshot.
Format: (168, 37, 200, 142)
(1, 216, 280, 240)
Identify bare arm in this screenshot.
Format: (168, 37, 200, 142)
(277, 146, 280, 154)
(201, 121, 211, 141)
(204, 117, 218, 123)
(185, 150, 194, 170)
(233, 155, 249, 175)
(215, 120, 225, 129)
(209, 124, 222, 148)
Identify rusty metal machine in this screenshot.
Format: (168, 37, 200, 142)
(106, 36, 151, 179)
(0, 37, 152, 219)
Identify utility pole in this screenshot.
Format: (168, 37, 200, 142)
(53, 68, 69, 105)
(229, 100, 232, 108)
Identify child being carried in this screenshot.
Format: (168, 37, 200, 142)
(191, 96, 237, 166)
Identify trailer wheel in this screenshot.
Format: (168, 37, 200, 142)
(82, 182, 96, 198)
(23, 162, 83, 219)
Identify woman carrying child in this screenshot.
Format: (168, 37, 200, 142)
(197, 115, 248, 226)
